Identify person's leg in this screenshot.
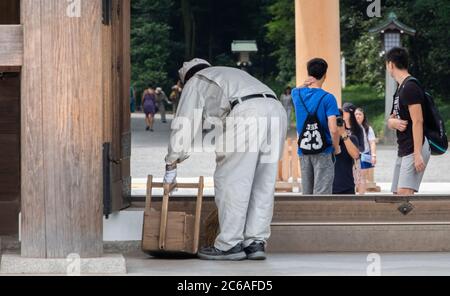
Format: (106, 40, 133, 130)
(391, 157, 402, 194)
(148, 114, 154, 131)
(212, 150, 259, 252)
(160, 104, 167, 122)
(300, 155, 314, 195)
(243, 104, 287, 258)
(396, 140, 431, 195)
(144, 114, 150, 130)
(312, 154, 335, 195)
(359, 169, 367, 195)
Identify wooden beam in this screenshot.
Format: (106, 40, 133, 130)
(295, 0, 342, 104)
(139, 195, 450, 252)
(21, 0, 104, 259)
(0, 25, 23, 67)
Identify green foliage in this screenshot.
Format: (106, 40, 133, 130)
(341, 0, 450, 102)
(131, 0, 173, 95)
(265, 0, 295, 87)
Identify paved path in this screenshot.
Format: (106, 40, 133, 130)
(125, 251, 450, 276)
(131, 112, 450, 192)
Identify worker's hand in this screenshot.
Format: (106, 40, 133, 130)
(164, 163, 178, 185)
(164, 168, 177, 185)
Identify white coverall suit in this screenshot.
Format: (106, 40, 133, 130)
(165, 67, 287, 251)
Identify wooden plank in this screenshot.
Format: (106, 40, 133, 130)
(21, 0, 46, 258)
(268, 224, 450, 252)
(139, 195, 450, 251)
(0, 25, 23, 67)
(120, 0, 131, 201)
(40, 0, 103, 258)
(20, 0, 104, 258)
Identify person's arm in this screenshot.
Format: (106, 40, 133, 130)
(368, 127, 377, 165)
(165, 78, 204, 166)
(337, 126, 360, 159)
(388, 114, 408, 131)
(326, 95, 341, 155)
(328, 116, 341, 155)
(409, 103, 426, 172)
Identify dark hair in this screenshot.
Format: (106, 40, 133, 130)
(307, 58, 328, 80)
(343, 104, 364, 151)
(285, 86, 292, 95)
(184, 64, 211, 84)
(356, 107, 370, 134)
(385, 47, 409, 70)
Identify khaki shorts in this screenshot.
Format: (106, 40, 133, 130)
(391, 140, 431, 193)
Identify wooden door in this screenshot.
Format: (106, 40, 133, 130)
(102, 0, 131, 215)
(0, 0, 21, 235)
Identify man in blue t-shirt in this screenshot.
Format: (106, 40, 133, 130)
(292, 58, 340, 195)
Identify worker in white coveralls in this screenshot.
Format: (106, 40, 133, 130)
(163, 58, 287, 261)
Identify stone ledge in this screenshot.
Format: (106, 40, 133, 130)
(0, 254, 127, 275)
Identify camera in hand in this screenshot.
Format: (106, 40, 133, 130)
(337, 117, 344, 127)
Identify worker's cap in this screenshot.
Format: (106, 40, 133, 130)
(156, 87, 162, 93)
(342, 102, 356, 113)
(179, 58, 211, 84)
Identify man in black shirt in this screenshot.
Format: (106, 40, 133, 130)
(386, 47, 431, 195)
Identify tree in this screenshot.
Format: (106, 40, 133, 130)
(265, 0, 296, 87)
(131, 0, 173, 95)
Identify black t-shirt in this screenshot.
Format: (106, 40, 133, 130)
(391, 77, 425, 157)
(333, 135, 359, 194)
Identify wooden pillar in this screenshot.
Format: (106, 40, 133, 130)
(21, 0, 104, 258)
(295, 0, 342, 105)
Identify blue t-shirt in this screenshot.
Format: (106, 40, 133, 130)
(292, 88, 340, 156)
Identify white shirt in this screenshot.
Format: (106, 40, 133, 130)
(362, 126, 376, 154)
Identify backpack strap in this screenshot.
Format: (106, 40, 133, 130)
(298, 89, 328, 116)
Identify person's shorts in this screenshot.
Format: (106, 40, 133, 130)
(360, 160, 374, 170)
(391, 140, 431, 193)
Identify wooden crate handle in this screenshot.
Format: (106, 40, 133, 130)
(159, 183, 172, 250)
(192, 176, 204, 253)
(144, 175, 153, 213)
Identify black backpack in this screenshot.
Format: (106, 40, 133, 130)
(403, 77, 448, 155)
(297, 91, 330, 155)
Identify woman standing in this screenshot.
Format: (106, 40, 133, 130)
(280, 87, 293, 126)
(142, 87, 157, 132)
(342, 103, 365, 194)
(355, 107, 377, 195)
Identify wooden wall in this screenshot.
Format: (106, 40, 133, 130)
(0, 0, 21, 235)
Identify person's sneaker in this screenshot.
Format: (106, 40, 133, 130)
(198, 244, 247, 261)
(244, 241, 266, 260)
(146, 127, 150, 131)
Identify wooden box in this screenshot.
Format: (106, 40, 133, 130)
(142, 176, 204, 257)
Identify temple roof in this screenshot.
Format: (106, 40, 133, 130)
(369, 12, 416, 36)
